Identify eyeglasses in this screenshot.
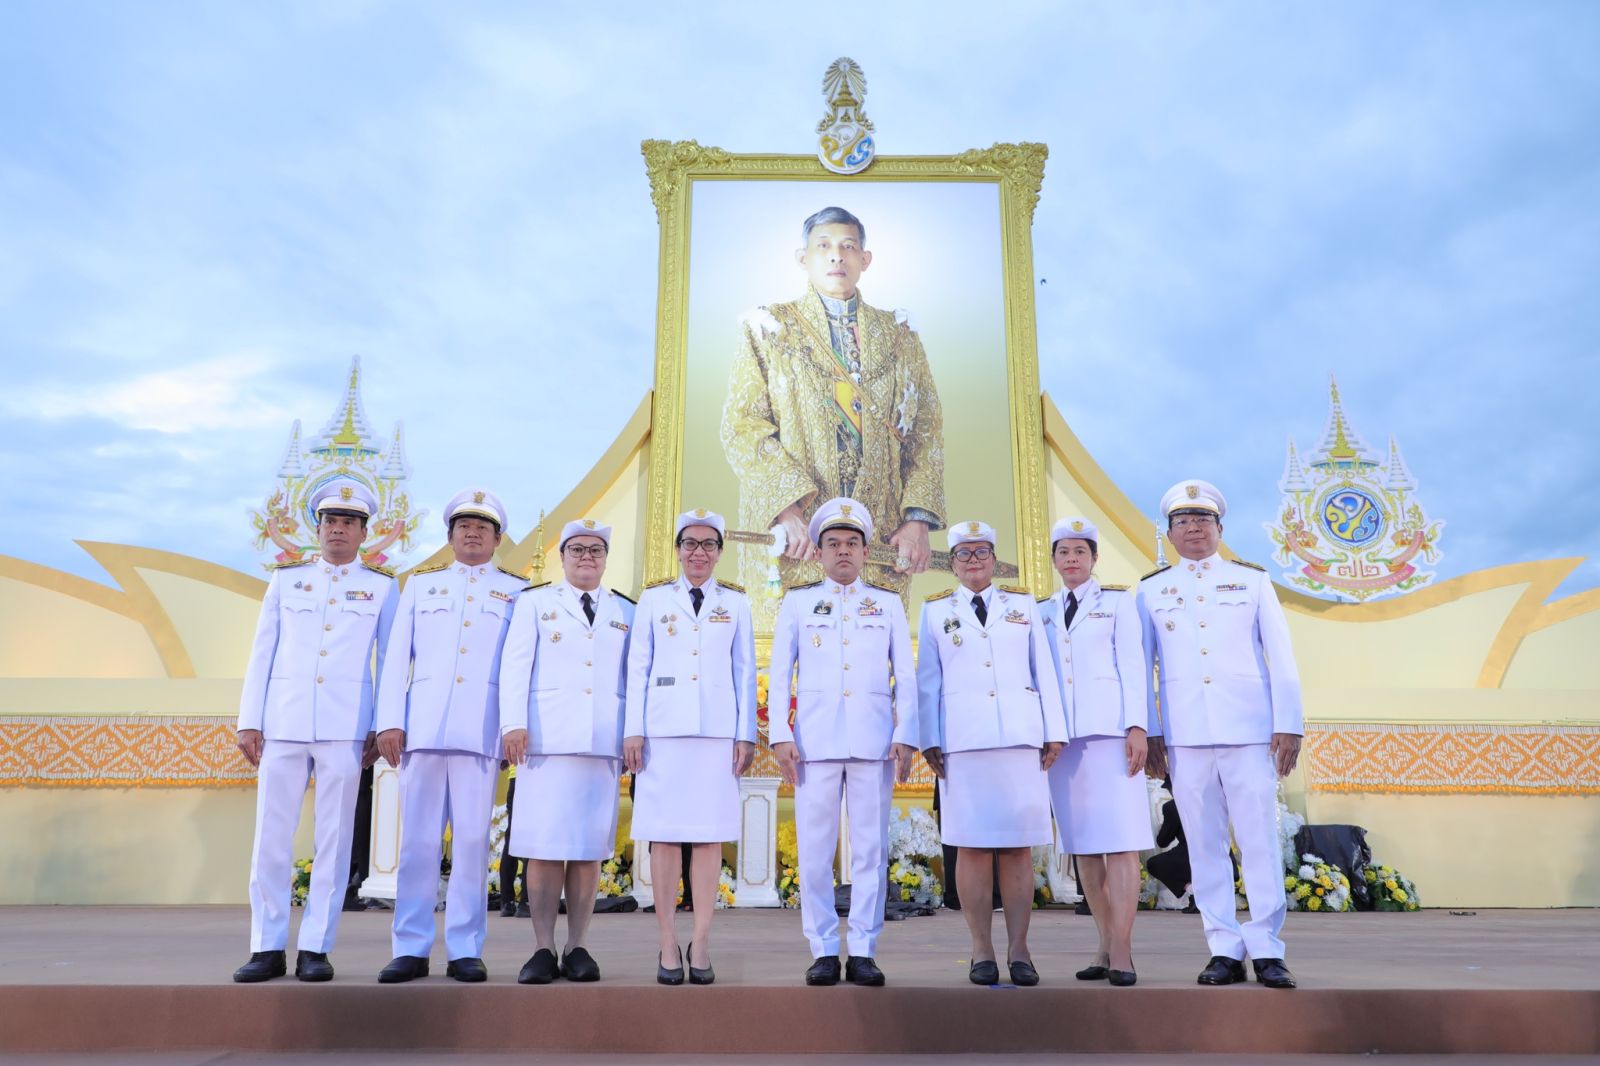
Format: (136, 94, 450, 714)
(564, 544, 608, 559)
(1170, 515, 1218, 530)
(952, 547, 994, 562)
(678, 538, 721, 555)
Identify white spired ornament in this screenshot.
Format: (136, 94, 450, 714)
(816, 58, 876, 175)
(1263, 376, 1444, 603)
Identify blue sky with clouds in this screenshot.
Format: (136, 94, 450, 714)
(2, 1, 1596, 600)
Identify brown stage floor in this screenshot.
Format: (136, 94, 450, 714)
(0, 906, 1596, 1056)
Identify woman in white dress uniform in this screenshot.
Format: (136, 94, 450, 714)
(917, 520, 1067, 986)
(1039, 517, 1155, 987)
(500, 519, 635, 985)
(623, 510, 757, 986)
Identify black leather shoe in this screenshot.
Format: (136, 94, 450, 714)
(499, 899, 517, 917)
(1108, 968, 1138, 987)
(561, 946, 601, 983)
(517, 949, 559, 985)
(1075, 963, 1109, 981)
(968, 959, 1000, 985)
(295, 950, 334, 982)
(845, 955, 886, 986)
(687, 944, 715, 985)
(804, 956, 841, 986)
(515, 902, 530, 918)
(1008, 960, 1040, 987)
(447, 957, 487, 982)
(233, 950, 286, 983)
(377, 955, 429, 983)
(1074, 899, 1092, 915)
(658, 947, 685, 986)
(1253, 958, 1297, 989)
(1197, 955, 1246, 985)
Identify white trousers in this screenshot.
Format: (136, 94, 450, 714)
(794, 758, 894, 959)
(1168, 743, 1287, 961)
(391, 750, 499, 961)
(248, 739, 364, 954)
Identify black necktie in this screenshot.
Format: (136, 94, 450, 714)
(972, 594, 988, 626)
(581, 591, 595, 625)
(690, 587, 704, 616)
(1063, 590, 1079, 630)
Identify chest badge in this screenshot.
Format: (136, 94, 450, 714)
(293, 580, 312, 591)
(490, 589, 514, 603)
(942, 616, 960, 633)
(541, 611, 556, 621)
(1216, 582, 1248, 592)
(550, 631, 563, 643)
(1165, 619, 1175, 631)
(1004, 608, 1028, 625)
(811, 633, 822, 648)
(951, 633, 963, 646)
(858, 596, 883, 617)
(813, 600, 833, 616)
(346, 590, 373, 601)
(611, 619, 629, 632)
(667, 624, 677, 636)
(709, 605, 732, 623)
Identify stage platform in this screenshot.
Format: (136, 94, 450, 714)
(1, 906, 1596, 1057)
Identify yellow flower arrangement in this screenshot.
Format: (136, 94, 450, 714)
(1286, 853, 1352, 913)
(1362, 863, 1421, 911)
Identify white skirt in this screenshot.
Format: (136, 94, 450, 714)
(630, 735, 740, 843)
(939, 746, 1053, 848)
(508, 754, 621, 861)
(1049, 734, 1155, 855)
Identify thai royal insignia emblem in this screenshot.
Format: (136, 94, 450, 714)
(1265, 377, 1444, 603)
(815, 57, 876, 175)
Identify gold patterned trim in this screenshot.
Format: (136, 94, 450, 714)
(1303, 722, 1600, 796)
(0, 715, 255, 788)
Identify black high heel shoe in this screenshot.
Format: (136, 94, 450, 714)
(657, 945, 685, 986)
(687, 943, 715, 985)
(1108, 959, 1137, 986)
(1075, 963, 1110, 981)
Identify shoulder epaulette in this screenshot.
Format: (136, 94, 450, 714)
(1101, 583, 1130, 592)
(268, 558, 314, 570)
(1036, 594, 1054, 604)
(924, 588, 955, 602)
(643, 577, 675, 590)
(864, 580, 898, 595)
(784, 579, 824, 592)
(1230, 558, 1266, 572)
(412, 562, 449, 575)
(718, 580, 746, 594)
(1142, 565, 1173, 581)
(496, 565, 528, 581)
(361, 562, 396, 578)
(999, 584, 1031, 597)
(521, 580, 551, 592)
(611, 588, 636, 605)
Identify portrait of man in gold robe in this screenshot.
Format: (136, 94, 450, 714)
(721, 206, 947, 628)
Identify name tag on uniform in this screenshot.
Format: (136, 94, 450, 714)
(490, 589, 514, 602)
(813, 600, 833, 615)
(857, 597, 883, 617)
(1216, 583, 1248, 592)
(346, 590, 373, 601)
(655, 677, 675, 687)
(1004, 609, 1028, 625)
(611, 619, 630, 632)
(1088, 611, 1113, 619)
(709, 606, 732, 622)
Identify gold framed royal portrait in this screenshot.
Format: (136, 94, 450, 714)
(641, 140, 1051, 640)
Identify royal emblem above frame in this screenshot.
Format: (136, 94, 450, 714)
(640, 139, 1051, 639)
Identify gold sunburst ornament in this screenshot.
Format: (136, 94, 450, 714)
(816, 58, 875, 175)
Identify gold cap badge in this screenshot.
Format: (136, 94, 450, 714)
(1072, 520, 1084, 532)
(1186, 484, 1199, 499)
(967, 521, 980, 534)
(840, 503, 853, 517)
(582, 519, 596, 529)
(339, 486, 354, 501)
(694, 508, 707, 518)
(473, 491, 485, 504)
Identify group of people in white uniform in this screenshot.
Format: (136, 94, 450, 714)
(232, 476, 1303, 992)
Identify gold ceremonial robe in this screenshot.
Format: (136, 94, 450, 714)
(721, 287, 946, 628)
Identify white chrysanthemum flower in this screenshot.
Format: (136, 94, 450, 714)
(893, 307, 916, 330)
(1298, 864, 1315, 880)
(741, 307, 783, 338)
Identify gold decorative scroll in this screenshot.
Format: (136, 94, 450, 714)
(1303, 722, 1600, 796)
(0, 716, 254, 788)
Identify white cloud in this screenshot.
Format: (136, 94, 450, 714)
(8, 356, 295, 434)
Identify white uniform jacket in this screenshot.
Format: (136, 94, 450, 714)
(498, 581, 635, 757)
(623, 577, 758, 743)
(374, 560, 525, 758)
(1039, 579, 1156, 740)
(238, 557, 399, 742)
(1137, 554, 1303, 746)
(766, 578, 918, 761)
(915, 584, 1067, 754)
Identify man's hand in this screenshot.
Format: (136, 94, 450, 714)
(236, 728, 264, 768)
(1125, 727, 1149, 777)
(772, 740, 800, 787)
(922, 747, 946, 779)
(892, 742, 917, 784)
(502, 728, 529, 766)
(1041, 740, 1064, 772)
(1145, 736, 1169, 780)
(733, 740, 756, 776)
(377, 729, 406, 768)
(1270, 732, 1302, 778)
(623, 735, 646, 774)
(361, 731, 380, 769)
(775, 504, 819, 562)
(888, 520, 931, 574)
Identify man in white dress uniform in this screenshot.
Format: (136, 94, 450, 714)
(1138, 480, 1303, 990)
(233, 478, 399, 983)
(500, 518, 635, 984)
(373, 489, 525, 984)
(768, 496, 919, 987)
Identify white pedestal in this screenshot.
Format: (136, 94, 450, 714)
(837, 804, 853, 885)
(360, 760, 401, 900)
(734, 776, 781, 907)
